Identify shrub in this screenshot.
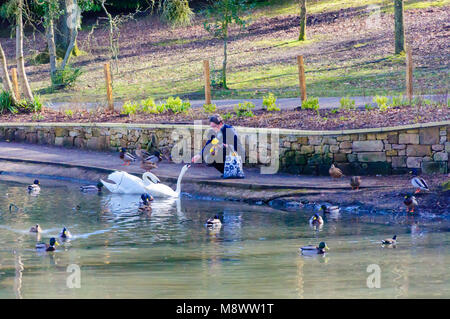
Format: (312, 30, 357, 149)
(51, 65, 82, 89)
(0, 90, 16, 114)
(301, 97, 320, 116)
(163, 96, 191, 114)
(339, 96, 355, 110)
(31, 112, 45, 121)
(391, 94, 408, 107)
(262, 93, 280, 111)
(235, 101, 255, 118)
(140, 98, 159, 114)
(203, 103, 217, 113)
(121, 101, 139, 115)
(64, 109, 74, 118)
(161, 0, 194, 27)
(373, 95, 389, 111)
(222, 112, 233, 120)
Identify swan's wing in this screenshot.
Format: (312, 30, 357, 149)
(143, 172, 161, 184)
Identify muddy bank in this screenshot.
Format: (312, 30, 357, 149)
(268, 177, 450, 215)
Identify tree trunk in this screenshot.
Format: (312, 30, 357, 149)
(0, 41, 18, 104)
(394, 0, 405, 55)
(55, 0, 80, 56)
(222, 36, 228, 89)
(46, 17, 57, 77)
(299, 0, 307, 41)
(16, 0, 33, 101)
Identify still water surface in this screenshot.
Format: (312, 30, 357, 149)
(0, 177, 448, 298)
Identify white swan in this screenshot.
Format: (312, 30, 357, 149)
(100, 164, 190, 197)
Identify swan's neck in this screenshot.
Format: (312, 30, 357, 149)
(175, 167, 187, 195)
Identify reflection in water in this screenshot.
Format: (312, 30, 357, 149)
(14, 252, 23, 299)
(0, 178, 449, 298)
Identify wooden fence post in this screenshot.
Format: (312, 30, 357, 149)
(203, 60, 211, 105)
(297, 55, 307, 102)
(406, 47, 413, 102)
(104, 62, 114, 111)
(11, 68, 20, 100)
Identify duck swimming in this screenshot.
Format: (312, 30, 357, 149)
(29, 224, 42, 233)
(320, 205, 340, 214)
(59, 227, 72, 239)
(309, 213, 324, 227)
(382, 235, 397, 245)
(300, 242, 329, 255)
(80, 182, 103, 193)
(27, 180, 40, 193)
(206, 215, 222, 228)
(138, 193, 153, 213)
(120, 148, 136, 166)
(36, 237, 59, 252)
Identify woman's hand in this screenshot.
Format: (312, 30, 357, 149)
(191, 154, 201, 163)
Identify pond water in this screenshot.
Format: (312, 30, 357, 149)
(0, 176, 448, 299)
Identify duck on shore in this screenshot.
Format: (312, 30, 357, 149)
(404, 194, 418, 213)
(411, 177, 429, 194)
(120, 148, 136, 166)
(329, 164, 344, 179)
(350, 176, 361, 190)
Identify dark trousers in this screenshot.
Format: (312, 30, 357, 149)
(209, 161, 225, 174)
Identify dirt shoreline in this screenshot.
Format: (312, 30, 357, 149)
(267, 174, 450, 215)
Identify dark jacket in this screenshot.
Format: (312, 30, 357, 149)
(201, 124, 240, 163)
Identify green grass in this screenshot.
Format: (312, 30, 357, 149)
(23, 0, 449, 104)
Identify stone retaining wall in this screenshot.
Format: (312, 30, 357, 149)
(0, 122, 449, 175)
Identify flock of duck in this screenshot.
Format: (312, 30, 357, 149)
(299, 164, 430, 254)
(19, 153, 430, 255)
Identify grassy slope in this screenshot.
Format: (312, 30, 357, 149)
(1, 0, 448, 105)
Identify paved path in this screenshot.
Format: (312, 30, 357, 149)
(0, 142, 409, 191)
(47, 95, 443, 111)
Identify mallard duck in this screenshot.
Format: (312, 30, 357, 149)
(300, 242, 329, 255)
(29, 224, 42, 233)
(138, 193, 153, 209)
(135, 145, 151, 160)
(27, 179, 40, 192)
(404, 194, 418, 213)
(381, 235, 397, 245)
(80, 182, 103, 192)
(320, 205, 340, 214)
(36, 237, 59, 252)
(59, 227, 72, 239)
(350, 176, 361, 190)
(411, 177, 429, 193)
(309, 213, 324, 226)
(206, 215, 222, 228)
(329, 164, 344, 179)
(119, 147, 136, 166)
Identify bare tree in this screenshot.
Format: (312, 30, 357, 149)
(16, 0, 33, 101)
(0, 41, 19, 104)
